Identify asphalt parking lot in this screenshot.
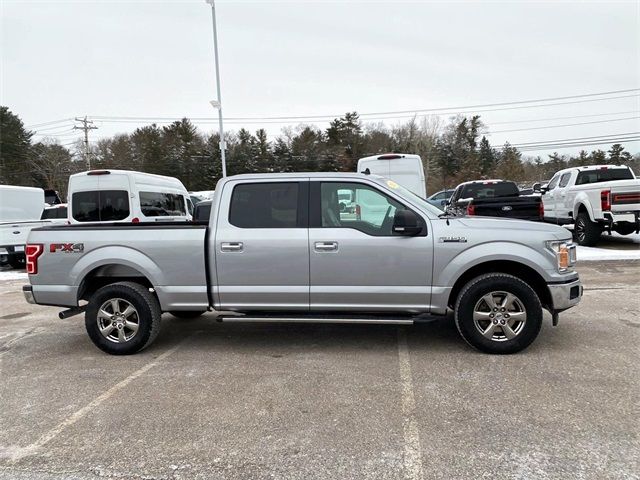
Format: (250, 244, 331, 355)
(0, 261, 639, 480)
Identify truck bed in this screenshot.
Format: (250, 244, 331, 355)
(27, 222, 209, 310)
(470, 196, 542, 221)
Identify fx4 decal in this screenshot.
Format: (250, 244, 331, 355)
(50, 243, 84, 253)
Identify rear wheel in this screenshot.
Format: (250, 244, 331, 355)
(85, 281, 161, 355)
(574, 212, 602, 246)
(170, 310, 206, 319)
(454, 273, 543, 354)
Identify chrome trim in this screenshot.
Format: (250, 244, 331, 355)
(548, 278, 582, 311)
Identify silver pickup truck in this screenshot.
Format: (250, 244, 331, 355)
(23, 172, 582, 355)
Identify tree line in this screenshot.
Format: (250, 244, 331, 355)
(1, 106, 638, 200)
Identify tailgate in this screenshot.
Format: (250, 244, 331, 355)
(473, 197, 541, 220)
(610, 183, 640, 212)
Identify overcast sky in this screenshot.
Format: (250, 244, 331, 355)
(2, 0, 639, 158)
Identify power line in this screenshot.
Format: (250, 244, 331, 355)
(485, 116, 640, 135)
(511, 131, 640, 147)
(85, 90, 640, 124)
(25, 117, 75, 129)
(518, 138, 640, 152)
(489, 110, 639, 126)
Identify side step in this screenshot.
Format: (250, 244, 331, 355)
(218, 313, 427, 325)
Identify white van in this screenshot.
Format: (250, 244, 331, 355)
(67, 170, 192, 224)
(0, 185, 45, 222)
(357, 154, 426, 198)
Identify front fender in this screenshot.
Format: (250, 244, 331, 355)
(70, 245, 165, 288)
(435, 240, 557, 288)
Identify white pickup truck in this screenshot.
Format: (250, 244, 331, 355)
(541, 165, 640, 246)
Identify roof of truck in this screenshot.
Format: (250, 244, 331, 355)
(225, 172, 384, 180)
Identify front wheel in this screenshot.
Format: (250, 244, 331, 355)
(454, 273, 543, 354)
(85, 281, 161, 355)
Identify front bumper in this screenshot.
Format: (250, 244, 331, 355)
(547, 277, 582, 311)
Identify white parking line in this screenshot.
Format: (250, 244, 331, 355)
(9, 336, 193, 464)
(397, 328, 424, 480)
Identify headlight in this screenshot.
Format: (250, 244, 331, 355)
(545, 240, 577, 272)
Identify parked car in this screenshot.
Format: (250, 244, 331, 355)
(447, 180, 543, 221)
(0, 186, 48, 269)
(541, 164, 640, 246)
(357, 153, 426, 197)
(24, 172, 581, 355)
(426, 189, 455, 209)
(67, 169, 192, 224)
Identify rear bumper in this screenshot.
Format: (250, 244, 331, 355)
(23, 284, 78, 307)
(547, 277, 582, 311)
(602, 211, 640, 226)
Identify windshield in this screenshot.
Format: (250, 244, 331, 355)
(373, 177, 443, 216)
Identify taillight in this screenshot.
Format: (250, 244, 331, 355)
(466, 204, 475, 215)
(539, 200, 544, 219)
(355, 204, 361, 220)
(600, 190, 611, 211)
(25, 244, 44, 275)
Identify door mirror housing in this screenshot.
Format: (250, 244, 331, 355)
(532, 182, 541, 193)
(393, 209, 422, 236)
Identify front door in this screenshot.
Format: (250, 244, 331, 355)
(308, 180, 432, 312)
(214, 180, 309, 311)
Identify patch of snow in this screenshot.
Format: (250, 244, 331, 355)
(0, 270, 28, 281)
(577, 246, 640, 261)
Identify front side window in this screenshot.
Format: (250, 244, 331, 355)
(229, 182, 299, 228)
(72, 190, 129, 222)
(317, 182, 409, 236)
(140, 192, 187, 217)
(559, 173, 572, 188)
(547, 174, 560, 190)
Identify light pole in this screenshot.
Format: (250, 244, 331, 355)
(205, 0, 227, 177)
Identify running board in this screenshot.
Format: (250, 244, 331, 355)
(218, 314, 420, 325)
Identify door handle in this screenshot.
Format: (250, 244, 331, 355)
(221, 242, 243, 252)
(314, 241, 338, 252)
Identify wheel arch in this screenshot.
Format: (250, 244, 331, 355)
(447, 260, 552, 311)
(78, 264, 154, 302)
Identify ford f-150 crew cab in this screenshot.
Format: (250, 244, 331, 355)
(23, 172, 582, 355)
(541, 164, 640, 246)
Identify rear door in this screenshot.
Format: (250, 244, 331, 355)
(214, 180, 310, 311)
(308, 180, 432, 312)
(554, 172, 574, 219)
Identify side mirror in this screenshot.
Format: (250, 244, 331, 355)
(532, 183, 541, 193)
(440, 200, 446, 206)
(393, 209, 422, 236)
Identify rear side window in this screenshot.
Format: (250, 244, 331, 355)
(140, 192, 187, 217)
(575, 168, 634, 185)
(559, 173, 572, 188)
(229, 183, 299, 228)
(72, 191, 129, 222)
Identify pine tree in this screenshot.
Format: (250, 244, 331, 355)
(478, 136, 495, 177)
(0, 106, 34, 185)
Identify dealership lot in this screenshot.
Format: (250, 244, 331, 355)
(0, 261, 638, 480)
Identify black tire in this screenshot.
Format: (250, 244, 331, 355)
(170, 310, 206, 319)
(8, 255, 25, 269)
(85, 281, 161, 355)
(454, 273, 543, 354)
(613, 222, 637, 236)
(574, 212, 602, 246)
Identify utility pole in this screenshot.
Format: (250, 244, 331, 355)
(205, 0, 227, 177)
(73, 116, 98, 169)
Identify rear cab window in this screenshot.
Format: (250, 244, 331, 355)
(72, 190, 130, 222)
(229, 182, 302, 228)
(462, 182, 519, 199)
(575, 167, 634, 185)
